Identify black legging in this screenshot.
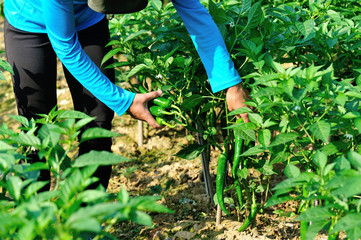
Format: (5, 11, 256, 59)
(4, 17, 115, 190)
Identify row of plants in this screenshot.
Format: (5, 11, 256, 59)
(1, 0, 360, 238)
(106, 0, 361, 239)
(0, 108, 172, 239)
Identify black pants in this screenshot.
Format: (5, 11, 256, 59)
(4, 17, 114, 190)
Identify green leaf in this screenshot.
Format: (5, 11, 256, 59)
(38, 124, 65, 147)
(175, 144, 206, 160)
(235, 128, 256, 142)
(126, 64, 149, 78)
(57, 110, 90, 119)
(309, 120, 330, 143)
(313, 150, 327, 174)
(240, 0, 252, 14)
(303, 19, 316, 38)
(297, 207, 333, 222)
(77, 190, 109, 203)
(335, 92, 347, 106)
(137, 199, 174, 213)
(74, 117, 97, 130)
(354, 118, 361, 134)
(347, 151, 361, 171)
(80, 127, 120, 143)
(8, 115, 29, 127)
(124, 30, 149, 42)
(271, 151, 290, 164)
(335, 155, 351, 171)
(101, 48, 122, 66)
(245, 1, 262, 30)
(343, 111, 361, 119)
(331, 175, 361, 198)
(118, 188, 130, 204)
(227, 107, 253, 116)
(7, 176, 22, 202)
(72, 151, 131, 167)
(284, 164, 300, 178)
(248, 113, 262, 127)
(0, 59, 14, 75)
(346, 228, 361, 240)
(321, 143, 339, 156)
(238, 168, 249, 179)
(241, 145, 266, 156)
(0, 140, 16, 150)
(269, 133, 298, 148)
(180, 94, 204, 110)
(333, 213, 361, 232)
(324, 163, 336, 176)
(151, 0, 162, 11)
(306, 220, 330, 240)
(17, 220, 35, 240)
(258, 129, 271, 147)
(345, 91, 361, 99)
(24, 181, 50, 199)
(273, 172, 314, 190)
(252, 87, 284, 98)
(264, 192, 294, 208)
(223, 122, 257, 141)
(22, 162, 48, 172)
(11, 132, 41, 147)
(327, 10, 342, 25)
(130, 210, 153, 226)
(69, 217, 101, 233)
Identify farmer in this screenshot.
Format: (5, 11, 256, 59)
(3, 0, 250, 190)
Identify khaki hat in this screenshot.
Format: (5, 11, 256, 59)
(88, 0, 148, 14)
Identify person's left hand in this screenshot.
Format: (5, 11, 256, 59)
(226, 82, 251, 123)
(127, 90, 163, 129)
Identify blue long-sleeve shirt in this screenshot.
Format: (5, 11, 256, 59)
(5, 0, 241, 116)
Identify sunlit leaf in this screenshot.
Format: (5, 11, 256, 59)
(269, 133, 298, 148)
(73, 151, 131, 167)
(80, 127, 121, 143)
(175, 144, 206, 160)
(309, 120, 330, 143)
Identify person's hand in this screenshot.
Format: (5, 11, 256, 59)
(127, 90, 163, 129)
(226, 82, 251, 123)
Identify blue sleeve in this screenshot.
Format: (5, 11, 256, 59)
(171, 0, 241, 93)
(41, 0, 135, 116)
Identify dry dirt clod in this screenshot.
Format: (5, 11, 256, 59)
(173, 231, 196, 240)
(152, 231, 165, 240)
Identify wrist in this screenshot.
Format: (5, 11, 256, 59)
(227, 82, 243, 93)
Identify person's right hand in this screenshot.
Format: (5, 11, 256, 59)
(226, 82, 252, 123)
(127, 90, 163, 129)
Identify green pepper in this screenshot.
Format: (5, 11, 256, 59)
(232, 130, 243, 178)
(149, 106, 173, 117)
(234, 181, 243, 207)
(216, 152, 230, 216)
(153, 97, 172, 108)
(156, 117, 176, 128)
(328, 225, 339, 240)
(138, 85, 183, 115)
(299, 199, 309, 240)
(300, 221, 309, 240)
(138, 85, 148, 94)
(238, 197, 257, 232)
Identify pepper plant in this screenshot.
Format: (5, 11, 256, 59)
(0, 109, 172, 239)
(104, 0, 361, 237)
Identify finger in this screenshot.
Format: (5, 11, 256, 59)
(144, 90, 162, 101)
(144, 111, 162, 129)
(240, 113, 250, 123)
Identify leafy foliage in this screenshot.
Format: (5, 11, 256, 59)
(0, 110, 173, 239)
(105, 0, 361, 238)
